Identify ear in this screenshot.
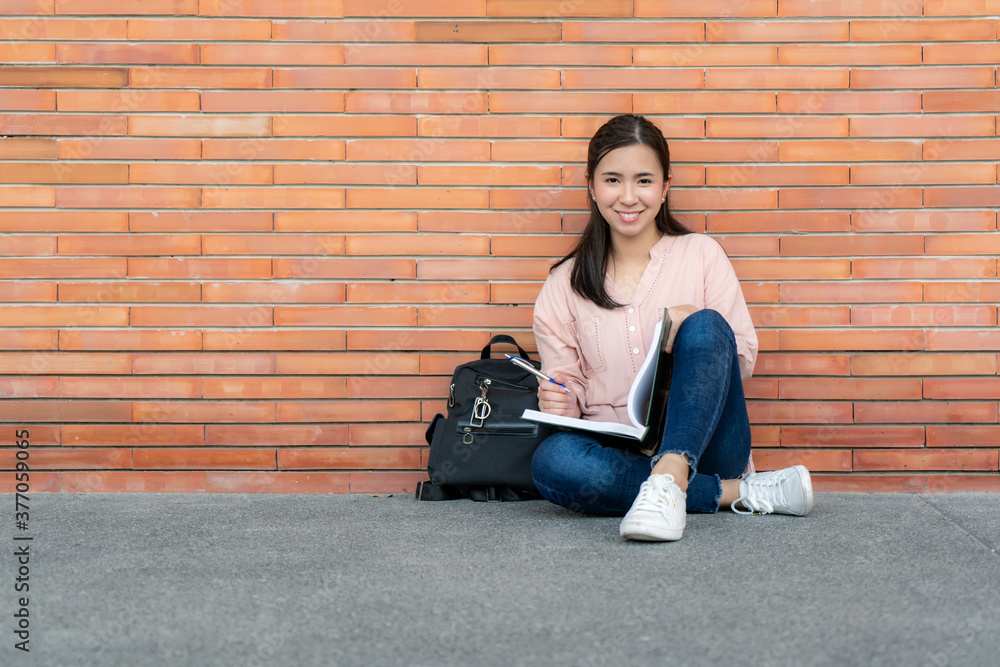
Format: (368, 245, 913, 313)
(662, 173, 673, 198)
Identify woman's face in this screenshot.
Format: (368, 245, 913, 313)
(589, 143, 671, 245)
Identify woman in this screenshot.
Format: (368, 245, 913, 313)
(531, 114, 813, 542)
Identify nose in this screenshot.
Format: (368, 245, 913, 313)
(620, 183, 638, 205)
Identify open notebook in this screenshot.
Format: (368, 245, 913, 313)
(520, 309, 673, 447)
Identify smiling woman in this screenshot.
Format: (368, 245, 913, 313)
(529, 114, 814, 542)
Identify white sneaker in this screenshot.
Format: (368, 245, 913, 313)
(619, 474, 686, 541)
(732, 465, 814, 516)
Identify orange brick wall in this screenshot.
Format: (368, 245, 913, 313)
(1, 0, 998, 494)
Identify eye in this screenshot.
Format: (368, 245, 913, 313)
(638, 178, 653, 184)
(604, 177, 618, 184)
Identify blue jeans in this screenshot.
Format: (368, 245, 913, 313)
(531, 309, 752, 516)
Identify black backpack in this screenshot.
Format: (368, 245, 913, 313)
(416, 335, 554, 501)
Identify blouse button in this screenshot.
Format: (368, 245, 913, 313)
(632, 348, 640, 355)
(629, 326, 636, 332)
(627, 307, 634, 314)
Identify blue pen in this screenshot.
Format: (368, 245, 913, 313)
(505, 354, 570, 393)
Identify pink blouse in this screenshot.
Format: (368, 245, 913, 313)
(532, 232, 758, 426)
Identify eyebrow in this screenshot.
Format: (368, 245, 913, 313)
(600, 170, 656, 178)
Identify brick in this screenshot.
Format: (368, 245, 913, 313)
(58, 234, 200, 256)
(55, 0, 198, 13)
(418, 165, 559, 187)
(851, 19, 996, 41)
(202, 187, 346, 210)
(780, 233, 922, 257)
(0, 305, 126, 326)
(780, 187, 921, 210)
(780, 329, 924, 351)
(128, 18, 270, 40)
(782, 426, 925, 448)
(708, 211, 849, 234)
(420, 211, 560, 234)
(347, 282, 489, 304)
(924, 0, 1000, 15)
(60, 329, 202, 351)
(779, 378, 921, 401)
(708, 165, 848, 188)
(420, 117, 559, 141)
(923, 281, 1000, 303)
(927, 475, 1000, 493)
(201, 91, 343, 114)
(0, 282, 56, 301)
(781, 140, 920, 162)
(203, 139, 344, 161)
(274, 67, 415, 90)
(0, 187, 53, 207)
(855, 402, 997, 424)
(924, 91, 1000, 113)
(202, 330, 346, 351)
(419, 68, 557, 92)
(925, 43, 1000, 65)
(0, 448, 130, 471)
(0, 0, 53, 15)
(130, 211, 272, 233)
(636, 44, 776, 67)
(926, 331, 1000, 351)
(131, 67, 271, 89)
(853, 258, 994, 280)
(275, 163, 414, 186)
(131, 305, 272, 328)
(0, 17, 124, 38)
(706, 68, 848, 90)
(0, 235, 57, 254)
(132, 353, 272, 375)
(1, 44, 53, 63)
(0, 89, 55, 111)
(134, 401, 275, 423)
(58, 138, 200, 160)
(274, 115, 416, 137)
(747, 401, 853, 424)
(0, 66, 127, 87)
(131, 162, 272, 186)
(491, 234, 576, 257)
(203, 234, 344, 256)
(854, 210, 995, 233)
(750, 305, 849, 328)
(852, 305, 995, 327)
(274, 305, 415, 327)
(57, 89, 199, 113)
(744, 378, 778, 400)
(0, 377, 59, 398)
(349, 472, 423, 493)
(852, 353, 995, 376)
(2, 163, 126, 185)
(563, 20, 702, 42)
(350, 424, 424, 447)
(634, 92, 773, 115)
(129, 115, 270, 138)
(276, 211, 416, 233)
(134, 448, 275, 470)
(779, 0, 921, 15)
(206, 472, 349, 493)
(69, 425, 200, 448)
(203, 43, 344, 66)
(491, 91, 631, 114)
(752, 449, 852, 473)
(1, 113, 126, 136)
(203, 282, 345, 304)
(349, 90, 487, 114)
(345, 234, 488, 256)
(200, 0, 343, 16)
(128, 257, 270, 280)
(344, 0, 484, 16)
(277, 401, 420, 423)
(926, 426, 1000, 448)
(491, 139, 588, 163)
(0, 138, 57, 159)
(204, 377, 345, 400)
(347, 329, 490, 352)
(417, 305, 532, 328)
(740, 282, 779, 304)
(924, 187, 1000, 209)
(57, 42, 198, 64)
(729, 258, 849, 280)
(777, 91, 920, 114)
(781, 44, 920, 66)
(855, 449, 997, 471)
(414, 20, 559, 41)
(272, 19, 414, 42)
(708, 20, 847, 41)
(852, 67, 994, 89)
(347, 188, 488, 210)
(278, 447, 420, 470)
(852, 163, 995, 186)
(205, 425, 346, 447)
(273, 257, 413, 280)
(812, 474, 927, 493)
(0, 330, 57, 351)
(926, 378, 1000, 400)
(487, 0, 631, 16)
(0, 352, 128, 373)
(416, 258, 554, 281)
(62, 472, 205, 493)
(0, 257, 125, 279)
(851, 115, 995, 138)
(635, 0, 776, 16)
(274, 352, 419, 376)
(345, 44, 486, 66)
(57, 186, 200, 209)
(60, 376, 200, 399)
(924, 138, 1000, 161)
(0, 399, 130, 422)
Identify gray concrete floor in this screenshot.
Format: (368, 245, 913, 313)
(4, 492, 999, 667)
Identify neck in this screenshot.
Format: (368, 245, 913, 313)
(609, 228, 662, 267)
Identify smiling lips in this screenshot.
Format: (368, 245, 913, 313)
(616, 210, 642, 222)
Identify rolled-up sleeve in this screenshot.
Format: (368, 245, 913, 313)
(532, 266, 590, 412)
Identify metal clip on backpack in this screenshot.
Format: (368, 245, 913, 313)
(416, 335, 553, 501)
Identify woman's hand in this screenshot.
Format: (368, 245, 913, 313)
(665, 304, 699, 353)
(537, 374, 580, 418)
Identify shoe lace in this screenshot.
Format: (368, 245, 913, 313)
(732, 472, 786, 515)
(637, 473, 677, 505)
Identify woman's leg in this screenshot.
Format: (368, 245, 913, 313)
(650, 309, 752, 513)
(531, 431, 651, 517)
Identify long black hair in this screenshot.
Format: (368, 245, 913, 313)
(554, 114, 690, 309)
